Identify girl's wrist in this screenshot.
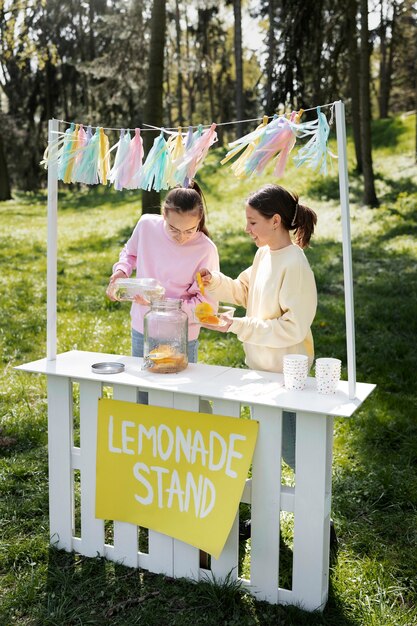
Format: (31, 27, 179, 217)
(113, 268, 127, 278)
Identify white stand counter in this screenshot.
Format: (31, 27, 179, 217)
(17, 350, 375, 612)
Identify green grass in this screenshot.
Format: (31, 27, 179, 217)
(1, 113, 417, 625)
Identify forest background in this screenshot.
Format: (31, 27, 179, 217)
(0, 0, 416, 206)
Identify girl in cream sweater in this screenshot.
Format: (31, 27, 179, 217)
(199, 184, 318, 471)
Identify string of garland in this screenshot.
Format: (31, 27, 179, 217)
(41, 104, 337, 191)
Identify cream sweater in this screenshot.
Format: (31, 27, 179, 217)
(207, 244, 317, 373)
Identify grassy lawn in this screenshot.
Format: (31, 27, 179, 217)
(1, 113, 416, 625)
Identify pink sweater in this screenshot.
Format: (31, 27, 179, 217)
(113, 214, 220, 340)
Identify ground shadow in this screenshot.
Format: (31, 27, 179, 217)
(370, 117, 410, 150)
(375, 173, 417, 205)
(41, 546, 360, 626)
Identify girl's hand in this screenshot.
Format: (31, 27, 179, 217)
(106, 269, 127, 301)
(133, 294, 150, 306)
(200, 316, 233, 333)
(198, 268, 212, 286)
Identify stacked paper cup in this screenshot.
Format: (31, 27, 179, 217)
(315, 358, 342, 394)
(283, 354, 309, 391)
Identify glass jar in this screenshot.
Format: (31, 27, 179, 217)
(143, 299, 188, 373)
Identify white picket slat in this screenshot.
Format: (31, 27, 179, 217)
(47, 376, 73, 550)
(209, 399, 241, 581)
(170, 393, 202, 579)
(209, 513, 239, 582)
(292, 412, 333, 611)
(249, 405, 282, 603)
(79, 379, 105, 557)
(111, 384, 139, 567)
(146, 389, 175, 576)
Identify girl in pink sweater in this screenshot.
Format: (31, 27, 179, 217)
(106, 182, 219, 362)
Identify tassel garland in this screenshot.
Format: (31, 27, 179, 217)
(42, 107, 336, 190)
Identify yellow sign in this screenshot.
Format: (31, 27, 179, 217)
(95, 398, 258, 559)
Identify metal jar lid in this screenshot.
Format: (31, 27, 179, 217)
(91, 362, 125, 374)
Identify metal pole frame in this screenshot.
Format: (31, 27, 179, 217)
(47, 119, 59, 361)
(334, 100, 356, 399)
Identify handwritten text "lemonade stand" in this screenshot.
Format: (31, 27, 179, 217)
(107, 415, 246, 519)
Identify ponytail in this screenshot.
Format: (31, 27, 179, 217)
(188, 180, 210, 238)
(291, 201, 317, 249)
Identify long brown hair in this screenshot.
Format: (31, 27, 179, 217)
(163, 181, 210, 237)
(247, 184, 317, 248)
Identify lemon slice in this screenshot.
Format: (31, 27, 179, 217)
(196, 272, 205, 295)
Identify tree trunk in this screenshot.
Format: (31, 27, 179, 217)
(378, 0, 397, 118)
(0, 130, 12, 201)
(175, 0, 184, 126)
(165, 46, 173, 129)
(359, 0, 379, 207)
(415, 13, 417, 163)
(233, 0, 244, 137)
(347, 0, 363, 172)
(142, 0, 167, 214)
(199, 10, 215, 123)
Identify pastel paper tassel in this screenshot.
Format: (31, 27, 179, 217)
(166, 128, 186, 186)
(112, 130, 131, 189)
(41, 128, 71, 171)
(272, 112, 298, 177)
(73, 127, 100, 185)
(86, 125, 93, 142)
(70, 124, 88, 182)
(71, 125, 91, 182)
(170, 128, 186, 162)
(228, 116, 270, 179)
(121, 128, 144, 189)
(98, 127, 110, 185)
(185, 125, 196, 150)
(62, 124, 80, 183)
(57, 123, 76, 181)
(242, 116, 297, 178)
(176, 123, 217, 184)
(221, 115, 269, 167)
(140, 132, 171, 192)
(182, 125, 203, 187)
(109, 129, 129, 190)
(169, 124, 203, 188)
(293, 107, 332, 174)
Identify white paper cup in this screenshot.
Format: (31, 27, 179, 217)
(315, 358, 341, 394)
(315, 357, 342, 369)
(284, 374, 307, 391)
(283, 354, 308, 390)
(283, 354, 308, 368)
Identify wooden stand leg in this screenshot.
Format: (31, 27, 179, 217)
(79, 380, 105, 557)
(47, 376, 73, 550)
(292, 413, 333, 611)
(111, 384, 139, 568)
(250, 405, 282, 603)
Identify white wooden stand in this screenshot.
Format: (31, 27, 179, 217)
(17, 350, 374, 612)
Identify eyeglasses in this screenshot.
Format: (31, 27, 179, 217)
(166, 222, 200, 236)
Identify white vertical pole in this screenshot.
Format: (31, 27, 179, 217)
(47, 119, 59, 361)
(334, 100, 356, 399)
